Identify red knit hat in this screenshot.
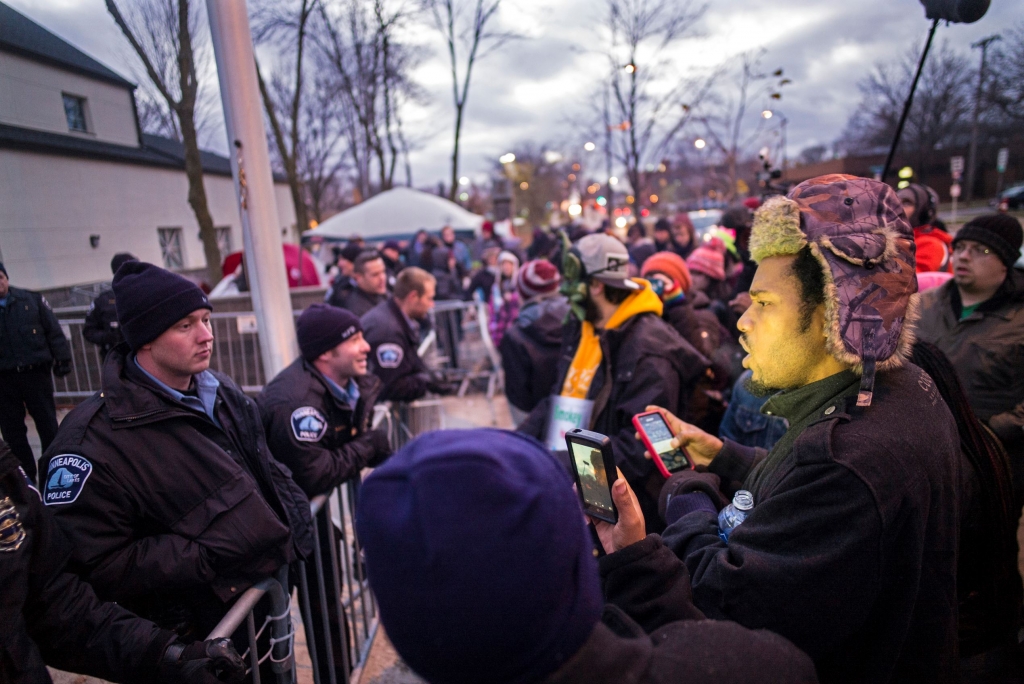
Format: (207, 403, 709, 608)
(686, 238, 726, 281)
(641, 251, 692, 294)
(517, 260, 561, 300)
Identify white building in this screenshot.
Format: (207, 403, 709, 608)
(0, 2, 297, 291)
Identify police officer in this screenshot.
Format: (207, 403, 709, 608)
(328, 251, 388, 317)
(361, 267, 450, 402)
(325, 243, 364, 308)
(0, 438, 247, 684)
(258, 303, 392, 683)
(82, 252, 137, 358)
(41, 262, 313, 641)
(0, 262, 72, 482)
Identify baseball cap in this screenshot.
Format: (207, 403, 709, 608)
(575, 233, 638, 290)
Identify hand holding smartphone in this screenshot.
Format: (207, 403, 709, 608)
(633, 410, 693, 478)
(565, 428, 618, 524)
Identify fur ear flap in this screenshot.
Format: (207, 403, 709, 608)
(750, 196, 806, 263)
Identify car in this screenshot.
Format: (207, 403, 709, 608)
(997, 183, 1024, 210)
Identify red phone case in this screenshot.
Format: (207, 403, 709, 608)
(632, 411, 693, 478)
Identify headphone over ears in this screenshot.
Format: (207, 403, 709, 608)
(559, 230, 589, 322)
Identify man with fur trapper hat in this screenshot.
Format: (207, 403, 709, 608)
(640, 175, 961, 682)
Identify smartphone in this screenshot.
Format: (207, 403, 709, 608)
(633, 410, 692, 478)
(565, 428, 618, 524)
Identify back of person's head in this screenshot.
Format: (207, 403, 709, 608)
(110, 252, 138, 276)
(394, 267, 435, 301)
(653, 217, 672, 234)
(357, 429, 602, 684)
(909, 341, 1020, 645)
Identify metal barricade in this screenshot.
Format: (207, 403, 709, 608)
(427, 300, 503, 399)
(202, 401, 442, 684)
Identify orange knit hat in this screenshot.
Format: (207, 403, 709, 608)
(641, 251, 692, 294)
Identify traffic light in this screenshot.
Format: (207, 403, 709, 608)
(918, 0, 989, 23)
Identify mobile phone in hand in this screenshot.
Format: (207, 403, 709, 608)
(633, 410, 692, 478)
(565, 428, 618, 524)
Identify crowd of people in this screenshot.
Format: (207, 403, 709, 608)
(1, 171, 1023, 684)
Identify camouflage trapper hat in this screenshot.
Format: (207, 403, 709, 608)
(749, 174, 919, 407)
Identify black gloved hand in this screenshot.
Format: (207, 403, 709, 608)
(426, 371, 457, 396)
(658, 470, 728, 522)
(53, 360, 72, 377)
(364, 428, 393, 467)
(159, 638, 246, 684)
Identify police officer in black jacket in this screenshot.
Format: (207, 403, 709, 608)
(362, 267, 450, 402)
(258, 303, 391, 683)
(0, 438, 247, 684)
(42, 262, 313, 641)
(0, 263, 72, 482)
(328, 251, 389, 317)
(82, 252, 137, 359)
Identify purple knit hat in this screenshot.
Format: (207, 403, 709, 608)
(750, 174, 919, 406)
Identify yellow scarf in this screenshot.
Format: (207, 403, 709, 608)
(560, 279, 663, 399)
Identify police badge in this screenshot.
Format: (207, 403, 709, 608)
(0, 496, 26, 552)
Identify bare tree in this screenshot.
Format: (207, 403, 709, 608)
(989, 22, 1024, 124)
(106, 0, 223, 285)
(316, 0, 420, 199)
(251, 0, 316, 235)
(301, 75, 351, 222)
(601, 0, 708, 208)
(689, 50, 788, 200)
(423, 0, 516, 200)
(838, 41, 974, 173)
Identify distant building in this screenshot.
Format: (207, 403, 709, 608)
(0, 2, 296, 291)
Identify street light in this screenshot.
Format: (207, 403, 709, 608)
(609, 176, 619, 185)
(499, 153, 516, 164)
(762, 110, 773, 119)
(459, 176, 470, 185)
(624, 63, 636, 73)
(584, 141, 596, 151)
(694, 138, 706, 150)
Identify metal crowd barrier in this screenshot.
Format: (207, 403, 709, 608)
(426, 300, 503, 399)
(51, 303, 503, 403)
(203, 400, 442, 684)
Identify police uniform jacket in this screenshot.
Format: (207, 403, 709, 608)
(0, 286, 71, 372)
(82, 288, 124, 358)
(41, 346, 314, 629)
(361, 299, 429, 403)
(0, 440, 176, 684)
(258, 358, 383, 497)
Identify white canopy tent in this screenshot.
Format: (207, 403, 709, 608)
(305, 186, 484, 241)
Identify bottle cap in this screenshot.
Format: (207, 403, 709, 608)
(733, 490, 754, 511)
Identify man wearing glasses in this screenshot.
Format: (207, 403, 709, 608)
(917, 214, 1024, 502)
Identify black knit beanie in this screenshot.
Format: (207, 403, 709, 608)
(297, 303, 363, 361)
(954, 214, 1023, 267)
(113, 261, 212, 350)
(0, 262, 6, 278)
(110, 252, 137, 275)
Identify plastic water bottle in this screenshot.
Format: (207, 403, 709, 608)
(718, 490, 754, 542)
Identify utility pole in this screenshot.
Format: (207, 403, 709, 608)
(965, 34, 1000, 205)
(207, 0, 298, 378)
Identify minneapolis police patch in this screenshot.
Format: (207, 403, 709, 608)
(291, 406, 328, 442)
(43, 455, 93, 506)
(376, 343, 404, 369)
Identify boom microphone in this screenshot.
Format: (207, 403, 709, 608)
(919, 0, 991, 24)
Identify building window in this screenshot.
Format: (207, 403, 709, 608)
(158, 227, 184, 270)
(62, 94, 88, 132)
(215, 226, 233, 258)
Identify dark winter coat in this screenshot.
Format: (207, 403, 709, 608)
(258, 358, 384, 497)
(0, 440, 176, 684)
(0, 286, 71, 372)
(464, 268, 497, 302)
(361, 299, 429, 403)
(328, 282, 386, 318)
(916, 272, 1024, 494)
(42, 347, 313, 634)
(542, 536, 818, 684)
(82, 288, 124, 358)
(499, 296, 569, 414)
(519, 312, 708, 532)
(662, 364, 961, 683)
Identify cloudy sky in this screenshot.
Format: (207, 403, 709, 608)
(11, 0, 1019, 188)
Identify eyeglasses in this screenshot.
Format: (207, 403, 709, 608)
(952, 243, 992, 258)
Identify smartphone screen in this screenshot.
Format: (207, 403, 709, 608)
(638, 412, 690, 472)
(568, 440, 615, 517)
